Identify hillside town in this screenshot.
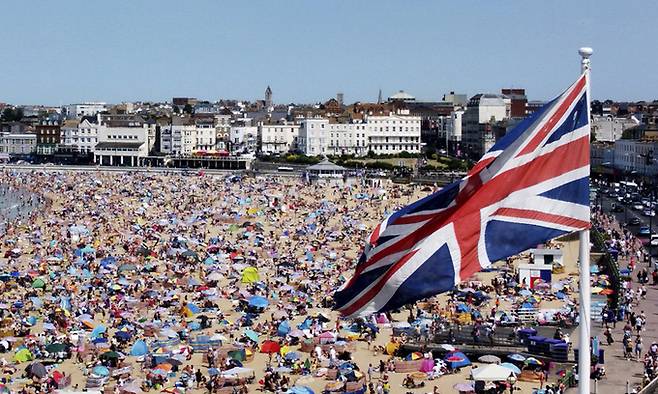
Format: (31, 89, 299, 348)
(1, 88, 656, 174)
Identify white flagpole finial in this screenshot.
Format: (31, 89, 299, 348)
(579, 47, 593, 73)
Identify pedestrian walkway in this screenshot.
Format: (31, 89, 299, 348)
(583, 215, 658, 394)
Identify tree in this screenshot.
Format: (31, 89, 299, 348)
(183, 104, 194, 114)
(1, 107, 23, 122)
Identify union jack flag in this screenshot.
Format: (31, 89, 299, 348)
(334, 74, 591, 317)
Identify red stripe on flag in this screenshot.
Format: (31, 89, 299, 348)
(468, 156, 496, 176)
(493, 207, 590, 229)
(516, 76, 586, 157)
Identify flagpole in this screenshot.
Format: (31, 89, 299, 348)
(578, 46, 593, 394)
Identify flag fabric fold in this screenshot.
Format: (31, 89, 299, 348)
(334, 74, 591, 318)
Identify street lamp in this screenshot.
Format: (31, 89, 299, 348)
(507, 375, 517, 393)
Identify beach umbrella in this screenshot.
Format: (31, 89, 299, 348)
(600, 288, 615, 295)
(507, 354, 526, 362)
(181, 250, 198, 260)
(319, 331, 336, 344)
(241, 267, 259, 284)
(100, 350, 121, 360)
(524, 357, 543, 366)
(405, 352, 423, 361)
(244, 329, 259, 342)
(285, 351, 300, 361)
(248, 295, 268, 308)
(118, 263, 137, 273)
(228, 349, 246, 362)
(91, 324, 106, 338)
(115, 331, 132, 341)
(260, 340, 280, 354)
(500, 363, 522, 374)
(478, 355, 501, 364)
(45, 343, 67, 353)
(92, 365, 110, 377)
(453, 382, 474, 392)
(28, 362, 47, 378)
(31, 278, 45, 289)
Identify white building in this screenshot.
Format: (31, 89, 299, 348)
(614, 139, 658, 176)
(258, 122, 300, 155)
(230, 125, 258, 153)
(65, 102, 107, 119)
(195, 118, 216, 152)
(94, 116, 151, 166)
(0, 132, 36, 156)
(298, 118, 329, 156)
(365, 114, 422, 155)
(462, 94, 511, 158)
(60, 116, 100, 154)
(298, 114, 421, 157)
(592, 115, 638, 142)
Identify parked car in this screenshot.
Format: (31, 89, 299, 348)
(633, 203, 645, 211)
(638, 226, 652, 236)
(644, 209, 656, 217)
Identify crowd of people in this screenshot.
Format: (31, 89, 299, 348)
(0, 168, 639, 394)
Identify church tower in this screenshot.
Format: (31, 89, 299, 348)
(265, 86, 273, 108)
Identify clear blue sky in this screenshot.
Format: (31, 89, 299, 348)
(2, 0, 656, 105)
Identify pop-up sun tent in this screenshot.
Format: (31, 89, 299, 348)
(130, 339, 148, 356)
(241, 267, 259, 284)
(14, 348, 33, 363)
(444, 351, 471, 369)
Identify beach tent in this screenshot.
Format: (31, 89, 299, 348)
(444, 351, 470, 369)
(130, 340, 148, 356)
(471, 364, 515, 381)
(241, 267, 259, 284)
(14, 348, 33, 363)
(248, 296, 269, 309)
(277, 321, 291, 337)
